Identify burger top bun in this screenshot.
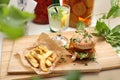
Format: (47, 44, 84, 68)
(70, 30, 96, 50)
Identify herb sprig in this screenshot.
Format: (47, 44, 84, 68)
(102, 0, 120, 19)
(94, 0, 120, 47)
(94, 20, 120, 47)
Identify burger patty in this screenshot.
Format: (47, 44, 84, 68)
(69, 47, 95, 59)
(69, 47, 95, 54)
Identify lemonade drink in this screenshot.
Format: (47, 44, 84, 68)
(48, 4, 70, 32)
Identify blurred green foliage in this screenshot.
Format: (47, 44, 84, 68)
(0, 0, 10, 4)
(30, 70, 81, 80)
(65, 70, 81, 80)
(0, 5, 35, 39)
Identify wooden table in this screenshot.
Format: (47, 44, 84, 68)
(1, 34, 120, 80)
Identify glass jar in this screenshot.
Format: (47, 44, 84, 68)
(62, 0, 94, 28)
(33, 0, 52, 24)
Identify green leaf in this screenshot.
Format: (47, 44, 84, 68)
(10, 6, 35, 22)
(110, 0, 120, 7)
(51, 7, 63, 21)
(116, 49, 120, 54)
(0, 20, 25, 39)
(0, 5, 35, 39)
(111, 25, 120, 33)
(76, 22, 85, 31)
(66, 70, 81, 80)
(51, 12, 63, 21)
(0, 0, 9, 4)
(79, 52, 88, 60)
(112, 8, 120, 18)
(101, 14, 107, 19)
(106, 34, 120, 46)
(106, 5, 120, 18)
(95, 20, 110, 36)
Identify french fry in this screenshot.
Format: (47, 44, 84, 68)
(25, 45, 57, 72)
(46, 59, 52, 67)
(44, 51, 53, 59)
(25, 53, 39, 68)
(38, 46, 48, 53)
(33, 48, 43, 55)
(51, 54, 57, 61)
(31, 51, 42, 60)
(48, 54, 57, 62)
(40, 58, 48, 72)
(48, 57, 54, 62)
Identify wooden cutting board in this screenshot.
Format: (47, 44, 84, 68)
(7, 31, 120, 75)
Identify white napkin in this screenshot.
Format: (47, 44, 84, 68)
(24, 0, 37, 13)
(9, 0, 37, 13)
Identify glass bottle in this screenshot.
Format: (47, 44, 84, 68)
(33, 0, 60, 24)
(62, 0, 94, 28)
(33, 0, 52, 24)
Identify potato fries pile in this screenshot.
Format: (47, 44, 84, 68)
(25, 46, 57, 72)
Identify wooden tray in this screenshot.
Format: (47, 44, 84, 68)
(7, 31, 120, 75)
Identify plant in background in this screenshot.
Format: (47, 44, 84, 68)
(93, 0, 120, 53)
(0, 1, 35, 39)
(65, 70, 81, 80)
(0, 0, 9, 4)
(30, 70, 81, 80)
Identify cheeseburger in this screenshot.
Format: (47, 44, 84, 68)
(69, 30, 96, 61)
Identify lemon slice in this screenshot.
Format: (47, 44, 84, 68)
(61, 14, 68, 27)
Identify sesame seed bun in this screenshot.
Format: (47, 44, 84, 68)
(69, 30, 96, 60)
(70, 31, 96, 50)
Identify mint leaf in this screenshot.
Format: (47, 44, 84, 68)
(51, 12, 63, 21)
(101, 14, 107, 19)
(106, 34, 120, 46)
(112, 8, 120, 18)
(94, 21, 120, 47)
(106, 5, 120, 18)
(76, 22, 85, 31)
(95, 20, 110, 36)
(102, 0, 120, 19)
(110, 0, 120, 7)
(111, 25, 120, 33)
(51, 7, 63, 21)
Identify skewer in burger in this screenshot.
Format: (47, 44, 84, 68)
(69, 30, 96, 61)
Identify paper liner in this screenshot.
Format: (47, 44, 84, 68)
(15, 33, 70, 74)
